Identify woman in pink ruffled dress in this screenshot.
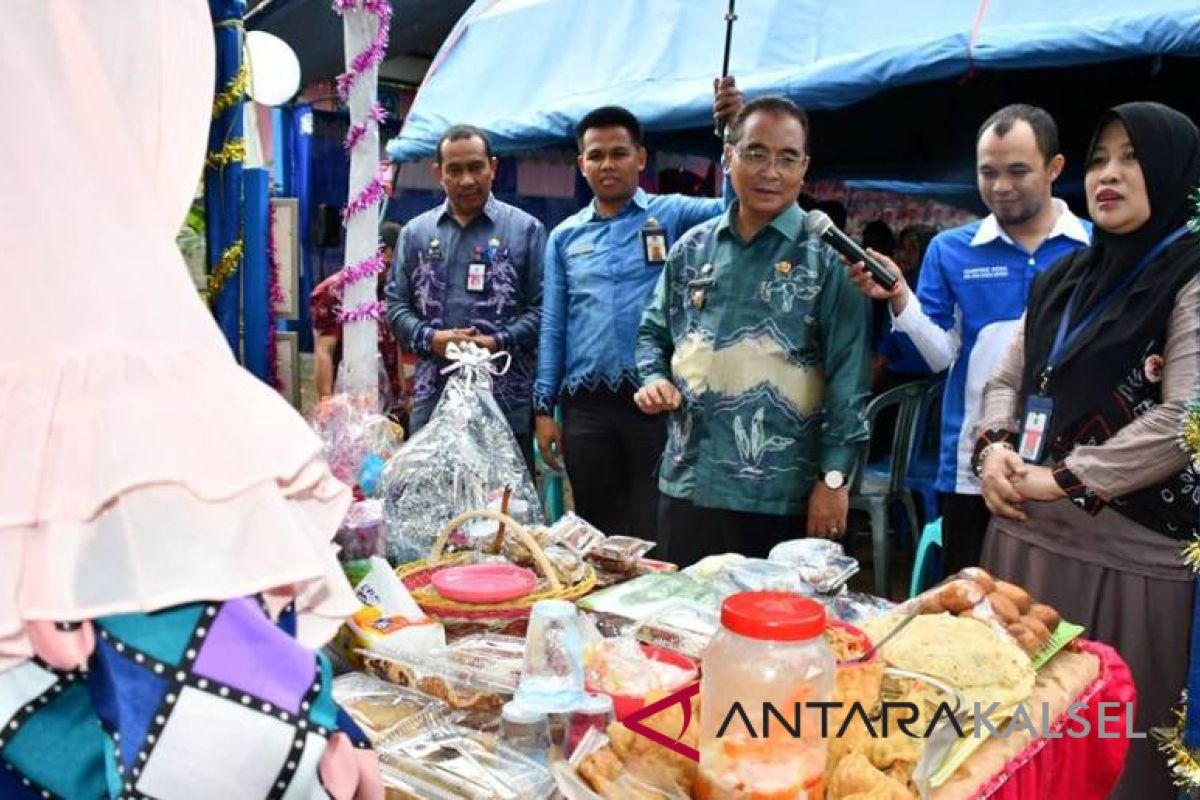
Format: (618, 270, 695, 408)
(0, 3, 381, 797)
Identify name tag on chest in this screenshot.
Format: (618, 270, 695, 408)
(565, 242, 596, 258)
(963, 265, 1011, 281)
(1018, 394, 1054, 462)
(641, 219, 668, 266)
(466, 262, 487, 292)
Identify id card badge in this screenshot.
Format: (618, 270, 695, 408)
(641, 218, 668, 266)
(1018, 394, 1055, 463)
(466, 261, 487, 293)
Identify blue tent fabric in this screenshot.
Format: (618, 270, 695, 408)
(387, 0, 1200, 163)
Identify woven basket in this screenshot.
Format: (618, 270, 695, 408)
(395, 509, 596, 637)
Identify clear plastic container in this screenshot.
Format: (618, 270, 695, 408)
(357, 634, 525, 730)
(500, 700, 552, 765)
(697, 592, 834, 800)
(378, 723, 555, 799)
(330, 673, 451, 745)
(565, 693, 615, 758)
(633, 602, 720, 660)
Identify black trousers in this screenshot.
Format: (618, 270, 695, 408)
(940, 492, 991, 573)
(657, 494, 805, 568)
(561, 386, 667, 545)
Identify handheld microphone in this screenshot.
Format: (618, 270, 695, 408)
(805, 209, 899, 292)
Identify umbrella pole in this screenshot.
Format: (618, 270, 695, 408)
(716, 0, 738, 141)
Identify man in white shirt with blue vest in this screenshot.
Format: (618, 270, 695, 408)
(846, 104, 1091, 572)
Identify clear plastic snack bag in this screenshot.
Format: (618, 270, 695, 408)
(334, 498, 387, 562)
(310, 392, 404, 488)
(380, 343, 544, 563)
(708, 558, 811, 598)
(545, 513, 607, 556)
(768, 538, 861, 593)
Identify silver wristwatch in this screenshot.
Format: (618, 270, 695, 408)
(822, 470, 846, 490)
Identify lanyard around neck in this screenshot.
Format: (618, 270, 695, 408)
(1039, 224, 1189, 392)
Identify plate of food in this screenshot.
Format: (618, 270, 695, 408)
(826, 618, 873, 663)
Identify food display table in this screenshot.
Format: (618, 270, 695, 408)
(936, 639, 1134, 800)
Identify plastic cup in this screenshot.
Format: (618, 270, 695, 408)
(514, 599, 587, 713)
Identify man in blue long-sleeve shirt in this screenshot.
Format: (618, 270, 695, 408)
(533, 81, 741, 541)
(386, 125, 545, 468)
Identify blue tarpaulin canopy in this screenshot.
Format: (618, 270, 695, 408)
(387, 0, 1200, 192)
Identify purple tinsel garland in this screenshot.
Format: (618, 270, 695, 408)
(332, 0, 392, 332)
(333, 1, 393, 101)
(345, 103, 388, 151)
(332, 253, 387, 291)
(339, 300, 385, 323)
(266, 204, 285, 391)
(341, 165, 390, 223)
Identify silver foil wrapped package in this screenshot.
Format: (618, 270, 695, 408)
(380, 343, 544, 563)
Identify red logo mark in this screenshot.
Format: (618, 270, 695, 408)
(621, 680, 701, 762)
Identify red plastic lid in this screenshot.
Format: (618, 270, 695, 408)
(720, 591, 827, 641)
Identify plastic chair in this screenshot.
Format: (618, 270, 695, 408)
(908, 518, 943, 598)
(534, 409, 566, 522)
(849, 381, 926, 596)
(904, 375, 947, 523)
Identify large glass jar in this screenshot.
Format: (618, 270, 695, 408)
(697, 592, 834, 800)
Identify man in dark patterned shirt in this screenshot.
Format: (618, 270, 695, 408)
(385, 125, 545, 468)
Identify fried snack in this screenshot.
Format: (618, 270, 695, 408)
(868, 676, 935, 787)
(828, 720, 877, 786)
(865, 731, 923, 777)
(884, 763, 914, 790)
(958, 567, 996, 593)
(579, 747, 679, 800)
(1005, 623, 1042, 656)
(840, 789, 903, 800)
(827, 752, 915, 800)
(836, 661, 888, 711)
(828, 662, 889, 776)
(937, 579, 985, 614)
(1021, 615, 1051, 646)
(918, 592, 947, 614)
(993, 580, 1033, 614)
(986, 592, 1021, 625)
(607, 689, 699, 794)
(1028, 603, 1061, 633)
(579, 745, 624, 789)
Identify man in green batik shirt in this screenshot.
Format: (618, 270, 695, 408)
(635, 96, 871, 567)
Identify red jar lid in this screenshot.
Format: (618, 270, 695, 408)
(720, 591, 827, 641)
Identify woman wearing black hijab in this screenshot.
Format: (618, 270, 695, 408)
(975, 102, 1200, 798)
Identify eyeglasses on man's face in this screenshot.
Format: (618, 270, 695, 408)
(733, 145, 808, 176)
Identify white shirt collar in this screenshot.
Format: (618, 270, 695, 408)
(970, 198, 1090, 248)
